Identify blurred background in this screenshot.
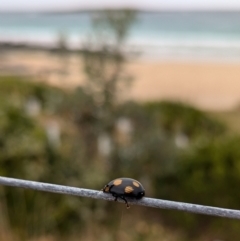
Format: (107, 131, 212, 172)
(1, 1, 240, 241)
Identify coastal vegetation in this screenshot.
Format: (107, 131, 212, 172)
(1, 75, 240, 240)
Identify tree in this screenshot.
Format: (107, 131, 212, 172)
(68, 10, 137, 169)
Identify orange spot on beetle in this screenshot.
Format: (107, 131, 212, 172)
(133, 181, 140, 187)
(125, 186, 134, 193)
(113, 179, 122, 186)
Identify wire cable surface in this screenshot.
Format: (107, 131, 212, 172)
(0, 176, 240, 220)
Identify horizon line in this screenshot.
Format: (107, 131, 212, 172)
(1, 7, 240, 14)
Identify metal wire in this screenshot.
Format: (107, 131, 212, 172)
(0, 176, 240, 220)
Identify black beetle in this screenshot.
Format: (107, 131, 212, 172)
(102, 177, 145, 208)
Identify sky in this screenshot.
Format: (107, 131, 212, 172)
(1, 0, 240, 12)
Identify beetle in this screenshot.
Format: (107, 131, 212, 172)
(102, 177, 145, 208)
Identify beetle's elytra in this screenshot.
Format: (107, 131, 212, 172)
(102, 177, 145, 209)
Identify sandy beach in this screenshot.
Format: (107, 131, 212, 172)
(126, 60, 240, 111)
(1, 49, 240, 111)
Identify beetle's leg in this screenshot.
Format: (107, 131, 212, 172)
(112, 194, 118, 202)
(120, 196, 130, 209)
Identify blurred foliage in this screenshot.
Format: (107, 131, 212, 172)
(0, 76, 65, 111)
(1, 75, 240, 240)
(91, 9, 137, 46)
(0, 76, 87, 240)
(144, 101, 226, 138)
(153, 134, 240, 239)
(1, 9, 240, 241)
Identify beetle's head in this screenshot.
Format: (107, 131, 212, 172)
(136, 190, 145, 199)
(102, 185, 110, 193)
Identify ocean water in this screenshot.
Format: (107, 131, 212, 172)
(1, 11, 240, 61)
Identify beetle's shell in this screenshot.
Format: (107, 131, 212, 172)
(103, 177, 145, 199)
